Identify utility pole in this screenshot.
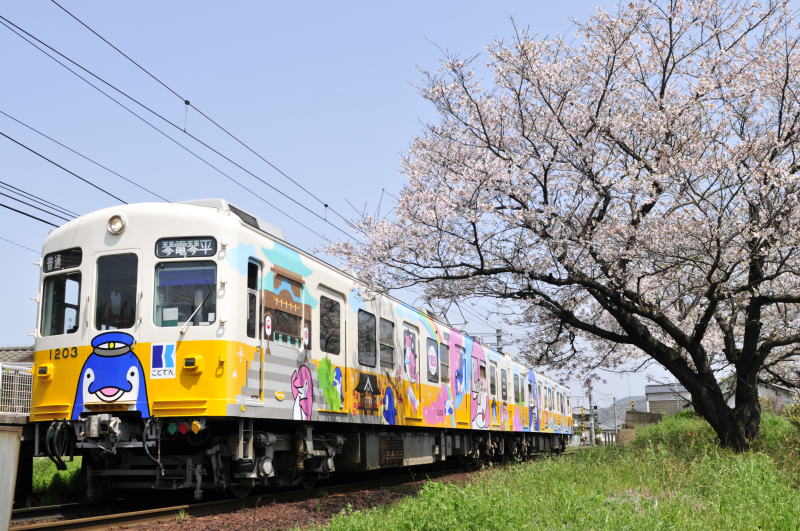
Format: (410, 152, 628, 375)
(588, 389, 596, 446)
(496, 329, 503, 353)
(613, 397, 618, 445)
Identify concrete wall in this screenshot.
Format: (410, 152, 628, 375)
(617, 428, 636, 446)
(625, 410, 662, 428)
(0, 426, 21, 529)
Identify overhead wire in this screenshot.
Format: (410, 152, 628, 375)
(0, 17, 330, 243)
(0, 234, 39, 254)
(49, 0, 360, 233)
(0, 109, 171, 202)
(0, 179, 79, 218)
(0, 189, 71, 222)
(0, 131, 127, 203)
(4, 7, 521, 340)
(0, 14, 359, 244)
(0, 201, 59, 227)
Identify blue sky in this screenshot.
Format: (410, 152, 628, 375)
(1, 0, 666, 402)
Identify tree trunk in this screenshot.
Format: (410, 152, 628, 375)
(689, 375, 761, 452)
(718, 401, 761, 452)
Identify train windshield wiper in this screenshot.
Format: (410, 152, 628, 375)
(179, 291, 212, 335)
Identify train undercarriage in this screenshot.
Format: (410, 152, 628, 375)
(37, 414, 568, 500)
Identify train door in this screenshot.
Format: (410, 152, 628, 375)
(470, 351, 489, 429)
(315, 287, 346, 412)
(245, 259, 264, 401)
(453, 344, 471, 427)
(489, 361, 500, 428)
(518, 371, 528, 430)
(402, 323, 422, 419)
(528, 371, 538, 431)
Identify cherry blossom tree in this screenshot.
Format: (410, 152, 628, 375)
(332, 0, 800, 450)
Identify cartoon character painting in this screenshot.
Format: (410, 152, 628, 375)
(470, 348, 489, 429)
(404, 331, 417, 383)
(382, 387, 397, 425)
(423, 384, 455, 426)
(333, 367, 344, 405)
(72, 332, 149, 420)
(317, 357, 343, 411)
(291, 365, 314, 420)
(528, 371, 539, 431)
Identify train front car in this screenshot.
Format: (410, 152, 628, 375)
(30, 199, 320, 499)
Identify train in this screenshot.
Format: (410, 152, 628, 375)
(30, 199, 573, 499)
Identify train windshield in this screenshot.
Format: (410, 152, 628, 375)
(154, 261, 216, 327)
(96, 253, 138, 330)
(41, 272, 81, 336)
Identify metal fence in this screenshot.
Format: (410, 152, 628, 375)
(0, 363, 32, 416)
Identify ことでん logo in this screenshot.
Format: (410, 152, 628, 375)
(151, 343, 176, 379)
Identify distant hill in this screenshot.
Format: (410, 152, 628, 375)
(596, 395, 647, 429)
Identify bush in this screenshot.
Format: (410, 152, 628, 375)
(629, 411, 717, 458)
(783, 403, 800, 430)
(29, 456, 83, 506)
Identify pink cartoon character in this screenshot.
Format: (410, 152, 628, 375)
(291, 365, 314, 420)
(404, 332, 417, 383)
(470, 353, 489, 429)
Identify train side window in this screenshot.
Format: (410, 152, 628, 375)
(514, 374, 520, 403)
(501, 369, 507, 401)
(41, 272, 81, 336)
(357, 310, 376, 367)
(320, 296, 341, 354)
(426, 338, 439, 383)
(96, 253, 138, 330)
(489, 362, 497, 397)
(379, 318, 394, 368)
(246, 260, 261, 338)
(154, 261, 217, 327)
(439, 343, 450, 383)
(479, 361, 486, 392)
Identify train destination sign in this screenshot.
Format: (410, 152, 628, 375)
(155, 237, 217, 258)
(43, 247, 82, 273)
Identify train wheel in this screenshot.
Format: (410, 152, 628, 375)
(301, 474, 318, 490)
(226, 483, 253, 498)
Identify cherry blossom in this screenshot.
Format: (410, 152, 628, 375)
(331, 0, 800, 450)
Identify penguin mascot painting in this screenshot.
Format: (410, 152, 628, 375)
(72, 331, 150, 420)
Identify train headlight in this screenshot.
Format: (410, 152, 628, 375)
(107, 214, 126, 235)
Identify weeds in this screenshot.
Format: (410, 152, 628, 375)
(28, 456, 83, 507)
(322, 413, 800, 530)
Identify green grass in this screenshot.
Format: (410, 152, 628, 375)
(29, 456, 83, 506)
(322, 413, 800, 530)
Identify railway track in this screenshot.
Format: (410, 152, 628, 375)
(10, 465, 464, 530)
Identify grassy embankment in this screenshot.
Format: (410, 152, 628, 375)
(323, 412, 800, 530)
(29, 456, 82, 506)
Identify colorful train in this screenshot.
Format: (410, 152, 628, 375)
(31, 199, 573, 498)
